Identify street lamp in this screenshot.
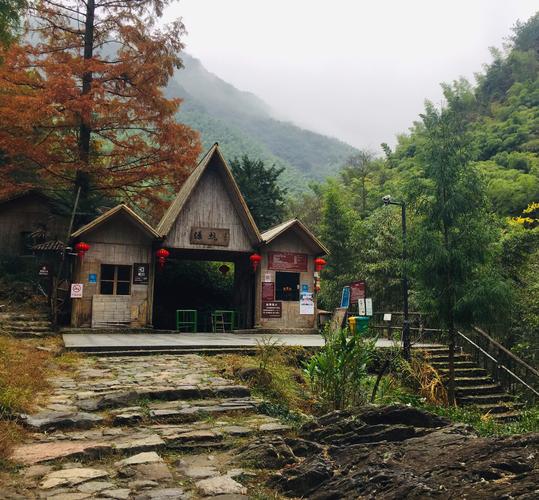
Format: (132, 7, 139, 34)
(383, 195, 411, 360)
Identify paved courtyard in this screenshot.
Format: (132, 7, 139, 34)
(63, 332, 439, 350)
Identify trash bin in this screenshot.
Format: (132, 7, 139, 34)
(348, 316, 370, 334)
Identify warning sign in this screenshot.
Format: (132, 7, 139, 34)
(70, 283, 83, 298)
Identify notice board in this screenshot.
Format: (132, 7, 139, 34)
(268, 252, 308, 272)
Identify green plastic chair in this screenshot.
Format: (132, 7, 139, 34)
(211, 310, 235, 333)
(176, 309, 197, 333)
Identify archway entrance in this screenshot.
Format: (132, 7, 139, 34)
(152, 249, 254, 331)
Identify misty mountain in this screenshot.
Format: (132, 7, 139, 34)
(167, 54, 357, 190)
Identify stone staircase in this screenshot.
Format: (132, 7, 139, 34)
(423, 346, 523, 421)
(5, 354, 292, 499)
(0, 310, 53, 337)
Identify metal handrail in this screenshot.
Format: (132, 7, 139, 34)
(457, 330, 539, 399)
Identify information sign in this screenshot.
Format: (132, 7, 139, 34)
(88, 273, 97, 284)
(300, 293, 315, 315)
(340, 286, 351, 308)
(133, 263, 149, 284)
(268, 252, 308, 272)
(70, 283, 83, 298)
(350, 281, 366, 303)
(262, 301, 282, 318)
(358, 298, 366, 316)
(365, 298, 373, 316)
(38, 264, 50, 277)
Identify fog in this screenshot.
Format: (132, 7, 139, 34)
(164, 0, 538, 150)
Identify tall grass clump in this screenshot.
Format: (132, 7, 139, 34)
(304, 327, 377, 411)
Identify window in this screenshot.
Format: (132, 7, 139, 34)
(100, 264, 131, 295)
(275, 272, 300, 301)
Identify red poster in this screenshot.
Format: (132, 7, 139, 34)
(262, 282, 275, 301)
(268, 252, 308, 272)
(350, 281, 366, 303)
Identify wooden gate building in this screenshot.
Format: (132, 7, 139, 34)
(69, 144, 328, 332)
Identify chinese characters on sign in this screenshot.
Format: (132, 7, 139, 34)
(262, 301, 282, 318)
(268, 252, 308, 272)
(133, 263, 149, 284)
(190, 227, 230, 247)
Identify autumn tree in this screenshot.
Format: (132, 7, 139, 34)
(0, 0, 200, 217)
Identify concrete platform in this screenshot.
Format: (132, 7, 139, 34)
(63, 332, 440, 353)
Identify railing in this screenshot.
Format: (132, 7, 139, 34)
(456, 326, 539, 404)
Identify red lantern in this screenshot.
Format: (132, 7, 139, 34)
(314, 257, 327, 272)
(156, 248, 170, 269)
(74, 241, 90, 258)
(249, 253, 262, 272)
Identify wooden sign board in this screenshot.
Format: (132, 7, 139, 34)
(262, 282, 275, 301)
(262, 301, 282, 318)
(350, 281, 366, 303)
(268, 252, 308, 272)
(190, 227, 230, 247)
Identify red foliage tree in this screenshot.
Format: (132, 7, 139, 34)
(0, 0, 200, 216)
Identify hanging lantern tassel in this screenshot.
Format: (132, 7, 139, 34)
(74, 241, 90, 259)
(156, 248, 170, 269)
(249, 253, 262, 272)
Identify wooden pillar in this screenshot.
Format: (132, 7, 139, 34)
(233, 256, 253, 329)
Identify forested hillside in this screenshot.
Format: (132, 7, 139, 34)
(288, 12, 539, 363)
(167, 54, 357, 191)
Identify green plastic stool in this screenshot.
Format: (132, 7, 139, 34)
(211, 310, 235, 333)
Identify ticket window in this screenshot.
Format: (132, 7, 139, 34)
(275, 272, 300, 301)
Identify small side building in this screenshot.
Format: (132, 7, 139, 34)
(70, 205, 158, 328)
(256, 219, 329, 331)
(0, 190, 68, 257)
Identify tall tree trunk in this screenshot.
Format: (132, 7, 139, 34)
(77, 0, 95, 193)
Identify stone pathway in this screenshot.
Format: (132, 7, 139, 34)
(3, 354, 292, 499)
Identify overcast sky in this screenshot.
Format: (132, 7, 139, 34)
(164, 0, 538, 150)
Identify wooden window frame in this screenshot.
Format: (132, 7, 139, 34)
(100, 264, 131, 296)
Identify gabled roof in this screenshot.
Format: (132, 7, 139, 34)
(0, 188, 53, 206)
(261, 218, 329, 256)
(71, 204, 159, 239)
(156, 143, 261, 243)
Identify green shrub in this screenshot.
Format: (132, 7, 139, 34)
(304, 327, 377, 411)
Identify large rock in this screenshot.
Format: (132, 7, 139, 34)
(265, 407, 539, 499)
(236, 436, 297, 469)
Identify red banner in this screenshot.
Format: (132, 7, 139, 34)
(268, 252, 308, 272)
(262, 282, 275, 301)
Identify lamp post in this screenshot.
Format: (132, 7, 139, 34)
(383, 195, 411, 360)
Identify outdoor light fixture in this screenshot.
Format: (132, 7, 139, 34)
(155, 248, 170, 269)
(249, 253, 262, 272)
(74, 241, 90, 258)
(382, 194, 410, 359)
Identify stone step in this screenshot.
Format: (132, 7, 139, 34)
(77, 386, 252, 412)
(431, 361, 477, 369)
(438, 367, 489, 377)
(490, 410, 522, 422)
(456, 384, 503, 396)
(78, 347, 259, 357)
(428, 354, 472, 363)
(112, 398, 259, 426)
(459, 393, 515, 405)
(474, 402, 524, 415)
(7, 322, 52, 329)
(11, 418, 291, 465)
(452, 376, 493, 387)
